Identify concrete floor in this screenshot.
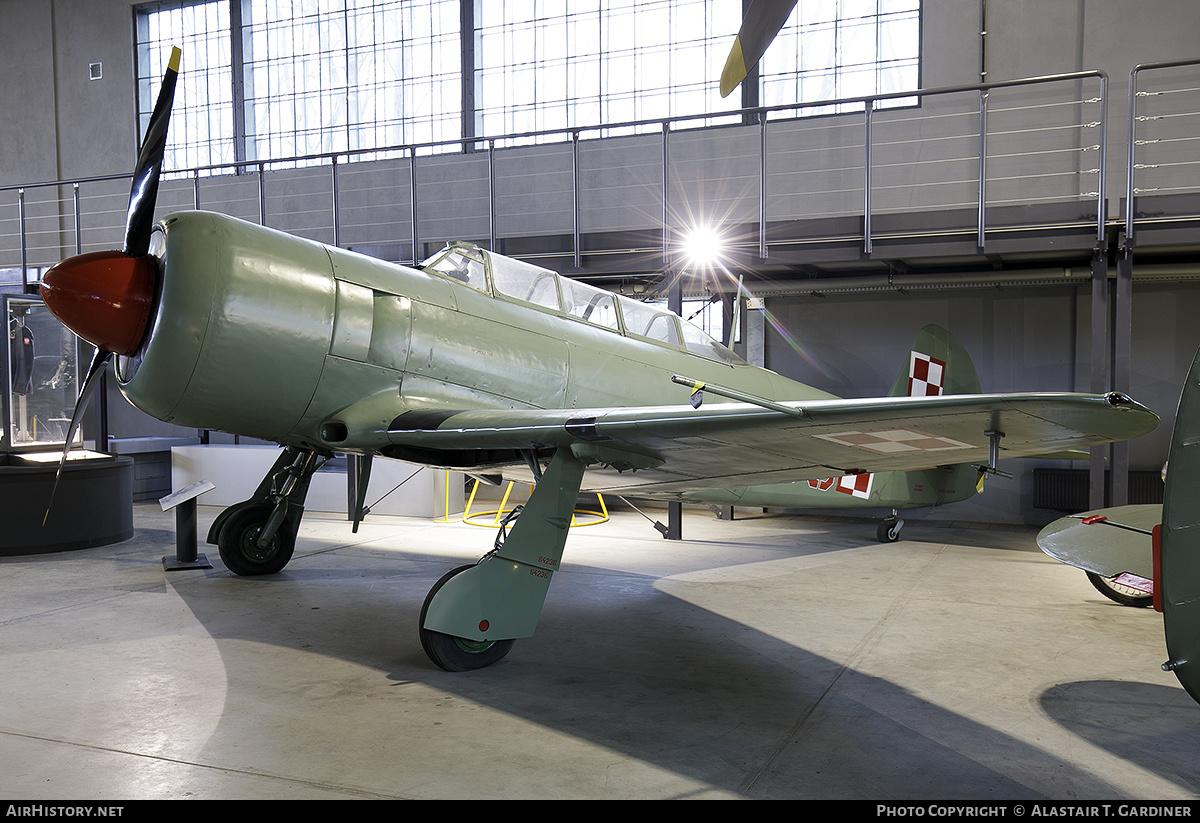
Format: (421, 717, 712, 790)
(0, 502, 1198, 800)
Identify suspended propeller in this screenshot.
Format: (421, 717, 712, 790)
(719, 0, 797, 98)
(39, 46, 181, 523)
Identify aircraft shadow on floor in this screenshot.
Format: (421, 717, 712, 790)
(146, 523, 1199, 800)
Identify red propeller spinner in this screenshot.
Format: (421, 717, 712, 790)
(40, 250, 156, 356)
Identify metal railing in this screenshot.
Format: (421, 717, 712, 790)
(1126, 57, 1200, 244)
(5, 67, 1198, 291)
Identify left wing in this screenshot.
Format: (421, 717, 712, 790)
(384, 391, 1157, 494)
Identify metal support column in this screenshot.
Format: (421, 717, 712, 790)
(666, 276, 683, 540)
(1112, 242, 1134, 506)
(1089, 245, 1109, 510)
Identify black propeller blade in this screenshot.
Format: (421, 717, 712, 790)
(125, 47, 182, 257)
(42, 348, 113, 525)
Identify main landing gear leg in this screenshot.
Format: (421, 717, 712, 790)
(207, 446, 323, 576)
(420, 448, 587, 671)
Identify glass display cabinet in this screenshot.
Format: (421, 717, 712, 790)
(3, 294, 81, 454)
(1, 294, 133, 554)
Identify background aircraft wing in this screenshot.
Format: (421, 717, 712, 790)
(1037, 504, 1160, 579)
(383, 391, 1157, 492)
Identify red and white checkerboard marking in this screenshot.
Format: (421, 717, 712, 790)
(814, 427, 973, 454)
(805, 349, 950, 499)
(808, 472, 873, 498)
(908, 351, 946, 397)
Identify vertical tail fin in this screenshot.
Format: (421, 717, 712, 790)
(888, 325, 987, 497)
(887, 325, 982, 398)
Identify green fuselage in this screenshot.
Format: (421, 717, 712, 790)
(120, 212, 822, 455)
(115, 211, 987, 512)
(681, 462, 981, 511)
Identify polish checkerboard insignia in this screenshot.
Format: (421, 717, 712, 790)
(808, 472, 873, 498)
(814, 428, 973, 454)
(908, 351, 946, 397)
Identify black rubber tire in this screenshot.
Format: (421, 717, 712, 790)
(419, 564, 515, 671)
(217, 505, 296, 576)
(1086, 571, 1154, 608)
(877, 518, 901, 543)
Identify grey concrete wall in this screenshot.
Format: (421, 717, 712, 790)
(0, 0, 142, 184)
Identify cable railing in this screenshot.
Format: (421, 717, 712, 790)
(5, 67, 1198, 292)
(1126, 58, 1200, 244)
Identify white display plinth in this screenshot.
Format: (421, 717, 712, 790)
(171, 445, 462, 518)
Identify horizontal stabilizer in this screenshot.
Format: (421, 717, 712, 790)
(1036, 504, 1159, 579)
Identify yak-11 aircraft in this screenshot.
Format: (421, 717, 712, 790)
(40, 50, 1159, 673)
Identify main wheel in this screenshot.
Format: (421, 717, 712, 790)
(1086, 571, 1153, 608)
(419, 564, 515, 671)
(877, 518, 902, 543)
(217, 505, 296, 576)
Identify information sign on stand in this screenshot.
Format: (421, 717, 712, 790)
(159, 479, 216, 570)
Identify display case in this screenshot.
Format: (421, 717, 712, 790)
(3, 294, 80, 453)
(1, 294, 133, 555)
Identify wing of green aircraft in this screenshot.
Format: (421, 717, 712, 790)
(384, 391, 1153, 495)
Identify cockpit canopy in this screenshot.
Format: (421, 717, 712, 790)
(422, 242, 745, 366)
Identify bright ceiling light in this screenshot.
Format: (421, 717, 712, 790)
(683, 225, 725, 268)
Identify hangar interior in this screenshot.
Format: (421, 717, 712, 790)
(1, 0, 1199, 801)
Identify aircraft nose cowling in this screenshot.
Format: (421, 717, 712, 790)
(40, 250, 157, 356)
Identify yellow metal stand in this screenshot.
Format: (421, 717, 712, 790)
(435, 471, 457, 522)
(460, 478, 608, 527)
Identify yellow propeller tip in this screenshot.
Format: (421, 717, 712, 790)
(167, 47, 181, 73)
(720, 38, 747, 98)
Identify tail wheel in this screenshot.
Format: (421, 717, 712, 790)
(217, 505, 296, 576)
(419, 565, 515, 671)
(877, 518, 902, 543)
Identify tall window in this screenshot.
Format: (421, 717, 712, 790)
(760, 0, 921, 115)
(473, 0, 742, 141)
(135, 0, 922, 170)
(241, 0, 461, 161)
(136, 0, 462, 172)
(135, 0, 236, 172)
